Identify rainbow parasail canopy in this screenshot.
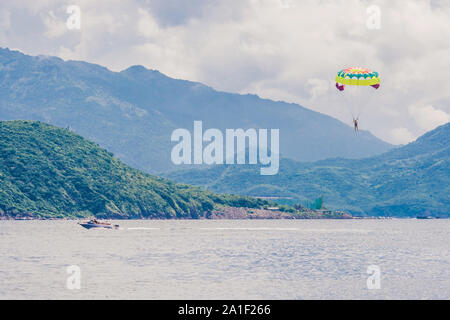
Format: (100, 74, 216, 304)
(335, 67, 380, 91)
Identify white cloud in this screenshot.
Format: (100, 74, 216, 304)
(390, 127, 416, 145)
(137, 8, 161, 38)
(0, 8, 11, 29)
(1, 0, 450, 144)
(0, 8, 11, 43)
(43, 10, 67, 38)
(306, 79, 330, 100)
(408, 104, 450, 131)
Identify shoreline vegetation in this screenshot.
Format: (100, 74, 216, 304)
(0, 207, 352, 220)
(0, 120, 350, 220)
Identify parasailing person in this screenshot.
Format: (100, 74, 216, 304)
(335, 67, 380, 133)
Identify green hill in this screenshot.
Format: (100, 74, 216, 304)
(167, 123, 450, 217)
(0, 120, 269, 219)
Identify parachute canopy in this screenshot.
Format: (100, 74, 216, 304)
(335, 67, 381, 120)
(335, 67, 380, 91)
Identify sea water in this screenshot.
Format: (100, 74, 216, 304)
(0, 219, 449, 299)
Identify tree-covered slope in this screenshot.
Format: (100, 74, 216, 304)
(0, 48, 392, 174)
(167, 123, 450, 217)
(0, 121, 269, 219)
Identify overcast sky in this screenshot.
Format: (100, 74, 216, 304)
(1, 0, 449, 144)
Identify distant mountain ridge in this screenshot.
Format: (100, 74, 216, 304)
(167, 123, 450, 217)
(0, 47, 392, 173)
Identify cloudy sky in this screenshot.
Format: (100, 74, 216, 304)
(1, 0, 449, 144)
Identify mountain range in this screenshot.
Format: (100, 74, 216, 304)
(0, 120, 274, 219)
(2, 47, 444, 218)
(167, 123, 450, 217)
(0, 47, 392, 174)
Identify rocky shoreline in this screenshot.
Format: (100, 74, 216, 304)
(208, 207, 352, 219)
(0, 207, 353, 220)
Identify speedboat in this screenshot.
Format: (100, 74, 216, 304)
(78, 219, 119, 229)
(416, 215, 434, 219)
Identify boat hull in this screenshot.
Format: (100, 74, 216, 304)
(79, 223, 117, 229)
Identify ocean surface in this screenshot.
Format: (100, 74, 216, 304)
(0, 219, 449, 299)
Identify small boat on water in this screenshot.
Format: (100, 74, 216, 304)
(78, 219, 119, 229)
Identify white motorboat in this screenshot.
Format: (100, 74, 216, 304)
(78, 219, 119, 229)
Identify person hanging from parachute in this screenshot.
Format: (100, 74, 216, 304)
(335, 67, 380, 133)
(353, 117, 359, 132)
